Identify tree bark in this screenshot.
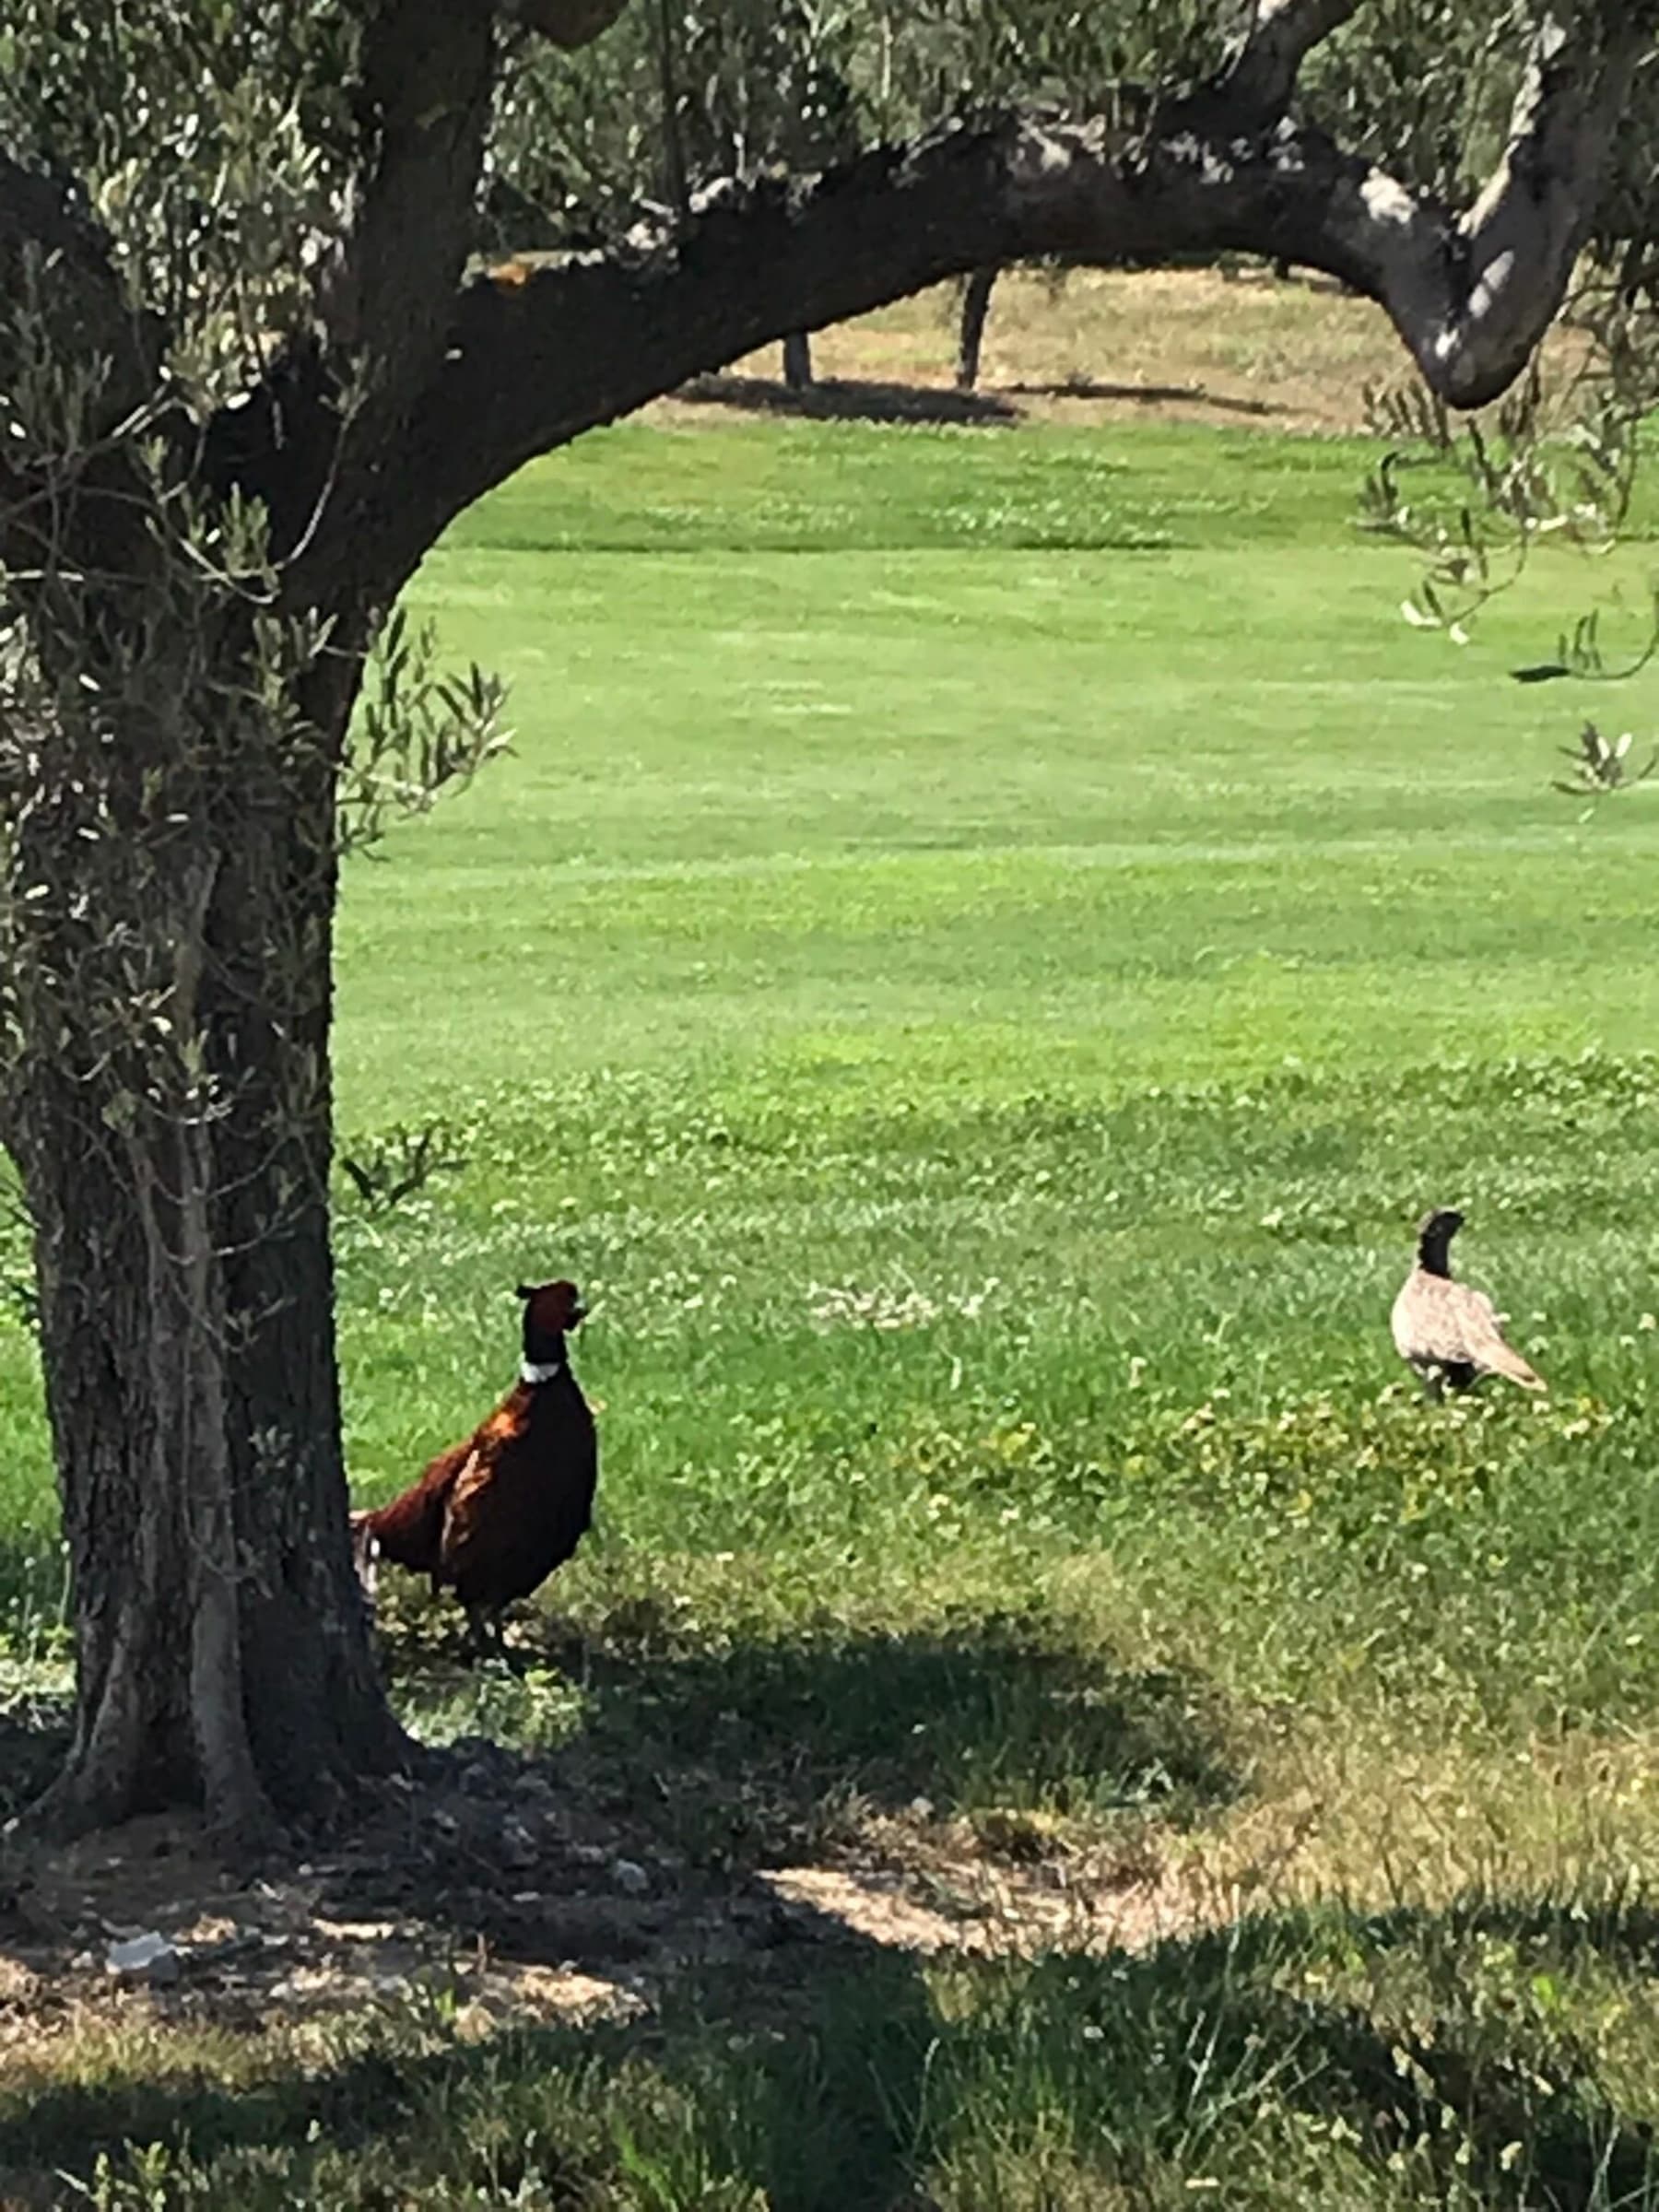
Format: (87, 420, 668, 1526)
(6, 641, 404, 1845)
(956, 266, 998, 391)
(206, 641, 405, 1822)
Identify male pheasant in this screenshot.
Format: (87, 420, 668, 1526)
(352, 1277, 597, 1660)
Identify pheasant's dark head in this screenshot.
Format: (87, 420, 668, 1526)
(516, 1277, 585, 1364)
(1415, 1207, 1464, 1274)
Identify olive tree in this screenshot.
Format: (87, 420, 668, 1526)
(0, 0, 1651, 1844)
(1353, 18, 1659, 802)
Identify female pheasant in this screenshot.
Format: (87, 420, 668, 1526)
(1391, 1208, 1546, 1399)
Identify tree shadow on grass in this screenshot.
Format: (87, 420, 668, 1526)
(7, 1899, 1659, 2209)
(7, 1595, 1654, 2204)
(937, 1912, 1659, 2212)
(574, 1610, 1232, 1851)
(1003, 375, 1279, 416)
(0, 1941, 942, 2210)
(383, 1601, 1241, 1877)
(678, 371, 1018, 426)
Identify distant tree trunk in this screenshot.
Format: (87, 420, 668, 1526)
(956, 265, 998, 390)
(782, 330, 815, 389)
(6, 625, 404, 1846)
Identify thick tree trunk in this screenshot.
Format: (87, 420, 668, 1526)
(955, 266, 998, 391)
(206, 641, 402, 1819)
(6, 644, 405, 1844)
(16, 1085, 402, 1847)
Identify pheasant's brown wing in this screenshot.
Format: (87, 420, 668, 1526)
(437, 1440, 504, 1589)
(1453, 1284, 1546, 1389)
(437, 1387, 596, 1608)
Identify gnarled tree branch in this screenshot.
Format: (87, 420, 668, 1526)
(188, 4, 1653, 606)
(348, 4, 1648, 591)
(1429, 6, 1653, 404)
(317, 0, 498, 397)
(1211, 0, 1368, 125)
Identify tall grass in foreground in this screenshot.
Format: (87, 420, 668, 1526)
(8, 1902, 1659, 2207)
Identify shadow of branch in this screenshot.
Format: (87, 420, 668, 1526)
(678, 371, 1018, 427)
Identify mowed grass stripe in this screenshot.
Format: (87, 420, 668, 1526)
(341, 518, 1654, 1102)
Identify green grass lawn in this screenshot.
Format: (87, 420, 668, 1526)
(5, 412, 1659, 2207)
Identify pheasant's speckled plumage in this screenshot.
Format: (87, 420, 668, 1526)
(1391, 1208, 1546, 1397)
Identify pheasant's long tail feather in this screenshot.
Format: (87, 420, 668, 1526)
(1482, 1337, 1547, 1392)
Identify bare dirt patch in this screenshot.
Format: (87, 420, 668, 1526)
(0, 1738, 1221, 2054)
(0, 1596, 1245, 2060)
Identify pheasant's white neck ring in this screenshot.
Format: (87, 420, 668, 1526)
(521, 1358, 565, 1384)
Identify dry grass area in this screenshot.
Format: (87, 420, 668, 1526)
(658, 263, 1590, 436)
(674, 266, 1417, 434)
